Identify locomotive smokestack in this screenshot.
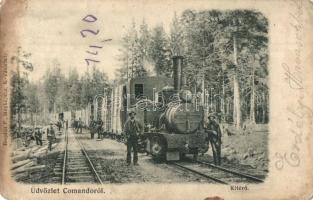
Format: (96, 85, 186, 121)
(173, 56, 183, 92)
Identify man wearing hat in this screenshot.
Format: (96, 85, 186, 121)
(89, 118, 96, 139)
(47, 122, 56, 151)
(97, 119, 103, 139)
(34, 127, 43, 146)
(205, 113, 222, 165)
(77, 118, 83, 134)
(123, 110, 143, 166)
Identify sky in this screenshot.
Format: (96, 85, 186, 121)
(15, 0, 271, 82)
(16, 0, 201, 82)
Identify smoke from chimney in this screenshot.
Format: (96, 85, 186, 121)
(143, 59, 157, 76)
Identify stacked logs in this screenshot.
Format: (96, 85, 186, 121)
(11, 142, 58, 182)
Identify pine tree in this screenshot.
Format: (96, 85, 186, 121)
(170, 12, 183, 56)
(172, 10, 268, 127)
(117, 20, 148, 80)
(149, 25, 171, 76)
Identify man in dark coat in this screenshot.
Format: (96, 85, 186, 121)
(123, 111, 143, 166)
(205, 114, 222, 165)
(47, 122, 56, 151)
(78, 118, 83, 134)
(34, 127, 43, 146)
(24, 128, 34, 147)
(97, 119, 103, 139)
(89, 119, 96, 139)
(57, 120, 62, 132)
(76, 118, 82, 134)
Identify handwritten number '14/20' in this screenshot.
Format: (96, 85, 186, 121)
(81, 14, 101, 67)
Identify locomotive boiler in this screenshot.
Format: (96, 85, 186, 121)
(143, 56, 208, 161)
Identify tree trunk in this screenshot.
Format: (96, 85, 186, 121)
(221, 72, 225, 122)
(250, 57, 256, 124)
(31, 112, 34, 126)
(233, 75, 241, 128)
(262, 93, 266, 123)
(233, 36, 241, 129)
(226, 99, 229, 116)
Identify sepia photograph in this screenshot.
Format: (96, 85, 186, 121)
(8, 7, 269, 184)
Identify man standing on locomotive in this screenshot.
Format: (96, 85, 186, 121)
(205, 113, 222, 165)
(123, 111, 143, 166)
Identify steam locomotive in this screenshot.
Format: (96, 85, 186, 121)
(102, 56, 208, 161)
(57, 56, 208, 161)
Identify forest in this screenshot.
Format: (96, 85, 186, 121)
(116, 9, 269, 126)
(10, 62, 109, 136)
(10, 9, 269, 136)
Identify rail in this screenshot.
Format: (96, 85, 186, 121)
(74, 135, 103, 184)
(196, 160, 264, 183)
(61, 129, 103, 184)
(170, 162, 227, 184)
(61, 129, 68, 185)
(170, 160, 264, 184)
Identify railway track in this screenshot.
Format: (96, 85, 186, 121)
(105, 130, 265, 184)
(53, 129, 103, 184)
(51, 128, 264, 184)
(170, 160, 264, 184)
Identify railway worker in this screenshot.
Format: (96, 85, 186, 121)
(89, 119, 95, 139)
(47, 122, 56, 151)
(97, 119, 103, 139)
(34, 127, 43, 146)
(24, 128, 34, 147)
(123, 111, 143, 166)
(57, 120, 62, 132)
(74, 119, 78, 133)
(65, 120, 68, 130)
(205, 114, 222, 165)
(71, 119, 75, 129)
(76, 118, 82, 134)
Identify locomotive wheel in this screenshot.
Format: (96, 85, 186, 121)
(150, 136, 166, 161)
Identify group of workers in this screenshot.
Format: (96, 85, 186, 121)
(17, 121, 60, 151)
(20, 112, 222, 167)
(123, 111, 222, 166)
(89, 119, 104, 139)
(19, 127, 44, 147)
(47, 118, 84, 151)
(73, 118, 83, 134)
